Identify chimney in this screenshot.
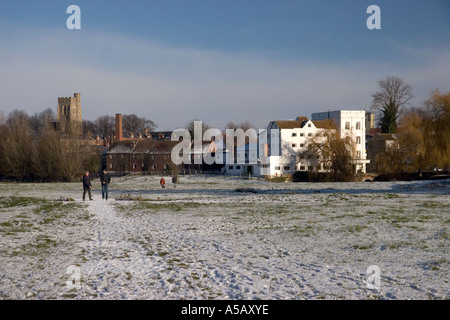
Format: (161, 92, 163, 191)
(115, 114, 123, 141)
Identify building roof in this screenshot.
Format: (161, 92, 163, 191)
(312, 119, 336, 129)
(108, 139, 179, 154)
(272, 118, 336, 130)
(274, 120, 304, 129)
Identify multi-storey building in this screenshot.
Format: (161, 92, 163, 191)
(311, 110, 369, 173)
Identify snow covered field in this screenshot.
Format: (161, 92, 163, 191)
(0, 175, 448, 300)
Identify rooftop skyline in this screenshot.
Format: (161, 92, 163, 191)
(1, 0, 449, 130)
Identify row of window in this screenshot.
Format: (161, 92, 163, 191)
(109, 163, 171, 170)
(291, 132, 316, 137)
(345, 121, 362, 130)
(109, 154, 170, 160)
(289, 136, 362, 147)
(274, 165, 330, 171)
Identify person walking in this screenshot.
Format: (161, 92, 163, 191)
(82, 171, 93, 201)
(100, 169, 111, 200)
(160, 177, 166, 189)
(172, 175, 178, 188)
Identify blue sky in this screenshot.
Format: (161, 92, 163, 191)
(1, 0, 449, 130)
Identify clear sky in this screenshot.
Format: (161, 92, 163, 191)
(1, 0, 449, 130)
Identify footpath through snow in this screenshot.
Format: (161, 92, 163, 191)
(0, 177, 448, 299)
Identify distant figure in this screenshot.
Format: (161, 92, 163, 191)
(100, 169, 111, 200)
(82, 171, 93, 201)
(172, 176, 178, 188)
(160, 177, 166, 189)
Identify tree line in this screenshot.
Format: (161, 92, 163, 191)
(0, 110, 156, 182)
(0, 77, 448, 182)
(375, 87, 450, 174)
(297, 76, 449, 181)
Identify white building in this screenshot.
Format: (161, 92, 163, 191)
(311, 110, 369, 173)
(265, 117, 335, 176)
(222, 110, 370, 177)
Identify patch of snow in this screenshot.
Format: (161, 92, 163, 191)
(0, 176, 448, 299)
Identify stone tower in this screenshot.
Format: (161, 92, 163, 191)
(57, 93, 82, 135)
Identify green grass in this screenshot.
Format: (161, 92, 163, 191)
(0, 196, 45, 209)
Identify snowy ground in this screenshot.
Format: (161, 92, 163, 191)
(0, 175, 448, 300)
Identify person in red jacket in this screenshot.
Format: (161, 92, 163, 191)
(160, 177, 166, 189)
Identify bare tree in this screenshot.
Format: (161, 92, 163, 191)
(94, 115, 115, 139)
(185, 119, 211, 140)
(224, 120, 255, 132)
(82, 119, 97, 137)
(298, 127, 357, 181)
(30, 108, 55, 136)
(0, 110, 38, 180)
(122, 114, 157, 135)
(371, 76, 414, 133)
(388, 89, 450, 171)
(36, 125, 63, 181)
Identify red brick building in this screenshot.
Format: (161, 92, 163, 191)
(106, 139, 182, 174)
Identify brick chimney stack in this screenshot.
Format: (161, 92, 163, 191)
(115, 113, 123, 141)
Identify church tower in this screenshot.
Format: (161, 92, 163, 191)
(57, 93, 82, 135)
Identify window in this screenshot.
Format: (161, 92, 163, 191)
(292, 144, 296, 147)
(109, 155, 113, 159)
(109, 163, 114, 169)
(300, 133, 304, 137)
(291, 133, 297, 137)
(164, 164, 169, 170)
(308, 133, 312, 137)
(133, 163, 137, 169)
(275, 166, 280, 170)
(308, 123, 311, 127)
(356, 136, 361, 144)
(300, 143, 305, 147)
(300, 166, 305, 170)
(229, 166, 233, 170)
(308, 166, 313, 171)
(356, 122, 361, 130)
(236, 166, 241, 170)
(283, 166, 290, 170)
(357, 151, 361, 159)
(345, 122, 350, 129)
(152, 164, 157, 170)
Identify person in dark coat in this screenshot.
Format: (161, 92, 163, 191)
(100, 169, 111, 200)
(172, 176, 178, 188)
(82, 171, 93, 201)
